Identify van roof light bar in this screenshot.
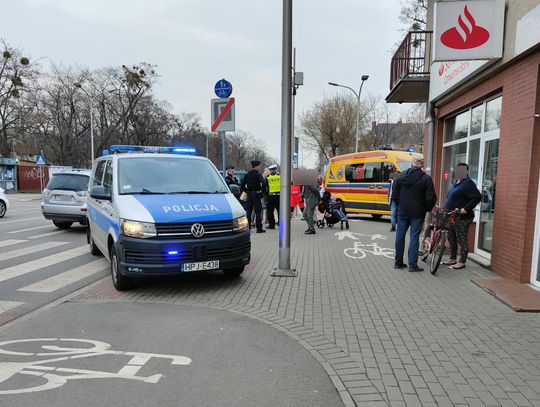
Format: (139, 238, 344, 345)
(109, 145, 196, 155)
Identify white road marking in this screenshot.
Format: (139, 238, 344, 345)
(29, 231, 66, 239)
(0, 338, 191, 395)
(0, 217, 46, 225)
(0, 240, 27, 249)
(8, 225, 54, 234)
(18, 259, 107, 293)
(0, 301, 24, 313)
(0, 246, 87, 283)
(0, 242, 68, 262)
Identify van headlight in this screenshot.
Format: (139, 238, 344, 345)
(121, 219, 156, 238)
(233, 216, 249, 232)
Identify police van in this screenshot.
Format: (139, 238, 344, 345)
(87, 145, 251, 290)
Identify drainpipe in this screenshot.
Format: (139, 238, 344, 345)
(426, 101, 436, 176)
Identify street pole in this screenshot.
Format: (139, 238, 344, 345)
(89, 97, 95, 163)
(221, 131, 226, 177)
(328, 76, 368, 153)
(272, 0, 296, 277)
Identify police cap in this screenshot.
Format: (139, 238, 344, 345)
(269, 164, 278, 171)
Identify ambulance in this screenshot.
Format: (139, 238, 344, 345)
(87, 146, 250, 290)
(324, 149, 423, 218)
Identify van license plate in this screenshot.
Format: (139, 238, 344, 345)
(181, 261, 219, 272)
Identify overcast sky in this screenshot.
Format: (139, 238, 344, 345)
(3, 0, 406, 166)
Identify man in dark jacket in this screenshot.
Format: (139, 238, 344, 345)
(224, 165, 238, 187)
(241, 160, 266, 233)
(392, 158, 437, 272)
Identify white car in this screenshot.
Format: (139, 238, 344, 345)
(0, 187, 10, 218)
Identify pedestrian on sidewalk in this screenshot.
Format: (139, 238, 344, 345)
(302, 183, 320, 234)
(443, 163, 482, 270)
(241, 160, 266, 233)
(265, 164, 280, 229)
(392, 158, 437, 272)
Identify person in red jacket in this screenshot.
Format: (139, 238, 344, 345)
(290, 182, 304, 216)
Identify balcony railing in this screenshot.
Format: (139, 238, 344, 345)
(390, 31, 432, 91)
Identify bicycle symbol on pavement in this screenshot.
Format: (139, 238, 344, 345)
(0, 338, 192, 395)
(334, 231, 387, 241)
(343, 242, 395, 259)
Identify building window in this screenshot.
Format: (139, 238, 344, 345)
(470, 104, 483, 136)
(444, 110, 469, 143)
(485, 97, 502, 132)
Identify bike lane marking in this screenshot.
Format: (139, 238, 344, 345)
(0, 338, 192, 395)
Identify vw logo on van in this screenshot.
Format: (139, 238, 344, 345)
(191, 223, 205, 238)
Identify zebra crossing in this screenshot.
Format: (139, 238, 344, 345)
(0, 235, 109, 325)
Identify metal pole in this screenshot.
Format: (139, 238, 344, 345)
(355, 94, 360, 152)
(89, 96, 95, 165)
(221, 131, 226, 177)
(426, 102, 435, 176)
(206, 133, 209, 158)
(272, 0, 295, 277)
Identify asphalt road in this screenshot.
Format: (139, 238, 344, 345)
(0, 195, 344, 406)
(0, 195, 109, 326)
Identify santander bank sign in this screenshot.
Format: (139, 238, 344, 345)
(433, 0, 505, 62)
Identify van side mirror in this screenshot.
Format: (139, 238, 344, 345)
(90, 185, 111, 201)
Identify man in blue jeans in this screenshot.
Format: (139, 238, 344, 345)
(391, 158, 437, 272)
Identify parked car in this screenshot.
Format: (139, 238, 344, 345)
(0, 187, 10, 218)
(41, 169, 91, 229)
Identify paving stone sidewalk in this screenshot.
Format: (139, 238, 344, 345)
(77, 216, 540, 407)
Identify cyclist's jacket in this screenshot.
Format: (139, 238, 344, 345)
(392, 167, 436, 219)
(445, 177, 481, 219)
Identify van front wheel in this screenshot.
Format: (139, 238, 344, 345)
(110, 246, 132, 291)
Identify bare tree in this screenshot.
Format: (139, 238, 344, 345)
(299, 94, 370, 161)
(399, 0, 428, 31)
(0, 40, 39, 156)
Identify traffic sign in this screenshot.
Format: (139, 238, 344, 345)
(214, 79, 233, 99)
(211, 98, 235, 132)
(36, 155, 45, 166)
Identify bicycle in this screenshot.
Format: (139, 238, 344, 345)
(420, 207, 459, 275)
(344, 242, 395, 259)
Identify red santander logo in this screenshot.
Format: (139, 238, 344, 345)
(440, 6, 490, 50)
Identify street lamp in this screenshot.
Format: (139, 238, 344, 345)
(328, 75, 369, 152)
(74, 82, 95, 166)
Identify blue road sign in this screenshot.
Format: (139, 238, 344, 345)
(214, 79, 233, 99)
(36, 155, 45, 166)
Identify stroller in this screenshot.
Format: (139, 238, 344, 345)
(316, 191, 349, 230)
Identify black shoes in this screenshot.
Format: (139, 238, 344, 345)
(256, 229, 266, 234)
(408, 266, 424, 272)
(304, 229, 316, 235)
(394, 263, 406, 269)
(390, 226, 396, 232)
(267, 226, 275, 230)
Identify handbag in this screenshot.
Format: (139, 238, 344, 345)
(239, 192, 248, 202)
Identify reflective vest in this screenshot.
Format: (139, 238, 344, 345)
(267, 173, 280, 194)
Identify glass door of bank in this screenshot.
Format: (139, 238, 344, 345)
(475, 137, 499, 256)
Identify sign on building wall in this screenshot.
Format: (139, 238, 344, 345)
(433, 0, 505, 62)
(429, 59, 490, 101)
(515, 4, 540, 57)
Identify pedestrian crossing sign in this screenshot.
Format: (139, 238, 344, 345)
(36, 155, 45, 166)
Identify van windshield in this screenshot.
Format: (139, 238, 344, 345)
(118, 157, 229, 195)
(47, 174, 90, 192)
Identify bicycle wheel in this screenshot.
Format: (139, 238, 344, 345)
(420, 230, 432, 262)
(430, 231, 446, 275)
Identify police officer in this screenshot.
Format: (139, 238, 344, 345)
(266, 164, 280, 230)
(241, 160, 266, 233)
(225, 165, 238, 187)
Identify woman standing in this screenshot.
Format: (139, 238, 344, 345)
(443, 163, 482, 269)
